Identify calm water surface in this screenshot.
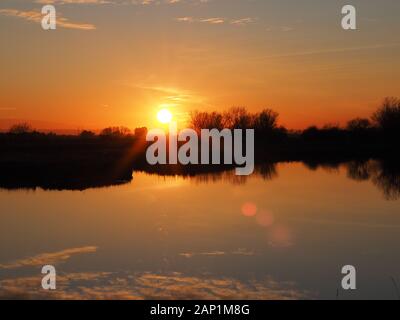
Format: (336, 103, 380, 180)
(1, 162, 399, 299)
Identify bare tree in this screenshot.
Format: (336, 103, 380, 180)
(189, 111, 224, 131)
(254, 109, 279, 132)
(223, 107, 252, 129)
(100, 126, 131, 137)
(346, 118, 372, 131)
(372, 97, 400, 132)
(9, 123, 33, 134)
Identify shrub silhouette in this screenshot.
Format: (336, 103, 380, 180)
(9, 123, 33, 134)
(134, 127, 148, 137)
(254, 109, 279, 133)
(222, 107, 253, 129)
(189, 107, 279, 133)
(100, 126, 131, 137)
(79, 130, 96, 138)
(189, 111, 224, 131)
(372, 97, 400, 134)
(346, 118, 372, 131)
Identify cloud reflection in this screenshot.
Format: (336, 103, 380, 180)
(0, 246, 98, 269)
(179, 248, 254, 258)
(0, 271, 309, 300)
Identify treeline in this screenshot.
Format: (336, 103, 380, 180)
(5, 123, 145, 139)
(189, 108, 280, 131)
(188, 97, 400, 145)
(1, 97, 400, 186)
(190, 97, 399, 133)
(2, 97, 400, 145)
(300, 97, 400, 142)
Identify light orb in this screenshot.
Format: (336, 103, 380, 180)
(157, 109, 173, 124)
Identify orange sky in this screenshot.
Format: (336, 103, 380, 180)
(1, 0, 399, 131)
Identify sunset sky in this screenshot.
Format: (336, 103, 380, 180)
(1, 0, 399, 131)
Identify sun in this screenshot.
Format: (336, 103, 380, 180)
(157, 109, 173, 124)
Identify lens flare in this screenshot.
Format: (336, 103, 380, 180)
(241, 202, 257, 217)
(256, 210, 274, 227)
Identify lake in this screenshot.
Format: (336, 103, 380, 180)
(0, 161, 399, 299)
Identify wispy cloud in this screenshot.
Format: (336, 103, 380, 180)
(35, 0, 112, 4)
(0, 8, 96, 30)
(34, 0, 190, 4)
(263, 43, 400, 59)
(230, 17, 257, 26)
(180, 248, 255, 258)
(176, 16, 256, 26)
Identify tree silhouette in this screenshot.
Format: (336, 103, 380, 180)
(100, 126, 131, 137)
(372, 97, 400, 134)
(8, 123, 32, 134)
(346, 118, 371, 131)
(254, 109, 279, 132)
(79, 130, 96, 138)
